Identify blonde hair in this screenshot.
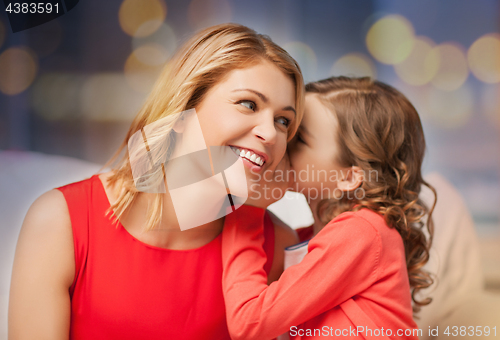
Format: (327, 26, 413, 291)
(306, 76, 436, 314)
(101, 23, 304, 232)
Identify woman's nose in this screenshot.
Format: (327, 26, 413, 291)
(253, 114, 277, 145)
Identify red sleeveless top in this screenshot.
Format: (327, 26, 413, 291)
(56, 174, 275, 340)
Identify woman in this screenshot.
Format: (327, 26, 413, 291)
(8, 23, 304, 339)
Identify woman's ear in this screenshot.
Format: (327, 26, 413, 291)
(337, 166, 364, 192)
(173, 116, 186, 133)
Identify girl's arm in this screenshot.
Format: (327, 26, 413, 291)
(8, 190, 74, 340)
(222, 205, 381, 340)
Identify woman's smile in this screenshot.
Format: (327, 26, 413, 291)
(229, 145, 267, 172)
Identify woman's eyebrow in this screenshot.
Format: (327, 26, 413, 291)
(232, 89, 268, 102)
(232, 89, 296, 116)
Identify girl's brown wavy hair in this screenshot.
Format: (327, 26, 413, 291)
(306, 76, 437, 314)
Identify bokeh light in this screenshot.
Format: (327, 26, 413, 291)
(394, 36, 439, 86)
(426, 83, 474, 128)
(132, 43, 169, 67)
(366, 15, 415, 65)
(119, 0, 167, 37)
(28, 19, 63, 58)
(481, 84, 500, 128)
(124, 47, 166, 93)
(31, 73, 85, 120)
(0, 19, 5, 50)
(468, 33, 500, 84)
(132, 23, 176, 63)
(81, 74, 145, 122)
(331, 53, 376, 78)
(0, 47, 38, 96)
(430, 43, 469, 91)
(283, 41, 317, 82)
(188, 0, 232, 31)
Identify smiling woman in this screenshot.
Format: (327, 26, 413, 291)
(195, 62, 297, 179)
(8, 23, 304, 340)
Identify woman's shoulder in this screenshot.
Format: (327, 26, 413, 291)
(21, 171, 105, 259)
(15, 188, 75, 286)
(10, 188, 76, 338)
(26, 189, 72, 232)
(55, 171, 117, 208)
(55, 172, 100, 194)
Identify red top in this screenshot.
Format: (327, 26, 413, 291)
(296, 225, 314, 243)
(222, 205, 418, 340)
(56, 175, 275, 340)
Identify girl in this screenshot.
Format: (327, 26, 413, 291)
(8, 23, 303, 339)
(222, 76, 436, 339)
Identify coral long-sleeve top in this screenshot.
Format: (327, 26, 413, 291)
(222, 205, 418, 340)
(56, 175, 275, 340)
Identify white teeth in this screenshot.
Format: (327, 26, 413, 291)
(233, 147, 265, 166)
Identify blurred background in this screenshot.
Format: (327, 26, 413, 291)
(0, 0, 499, 337)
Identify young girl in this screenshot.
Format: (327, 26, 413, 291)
(222, 76, 436, 339)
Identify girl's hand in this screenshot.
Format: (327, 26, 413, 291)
(244, 151, 293, 209)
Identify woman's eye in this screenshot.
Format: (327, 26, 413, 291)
(239, 100, 256, 111)
(276, 117, 290, 127)
(297, 133, 306, 144)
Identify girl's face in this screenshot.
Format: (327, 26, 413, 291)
(195, 60, 296, 182)
(288, 94, 345, 199)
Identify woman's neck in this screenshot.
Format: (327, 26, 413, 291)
(101, 172, 224, 250)
(125, 190, 225, 250)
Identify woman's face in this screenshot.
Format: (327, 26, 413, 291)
(195, 60, 296, 183)
(288, 94, 344, 199)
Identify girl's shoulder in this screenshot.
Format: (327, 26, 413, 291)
(328, 207, 383, 227)
(324, 208, 403, 248)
